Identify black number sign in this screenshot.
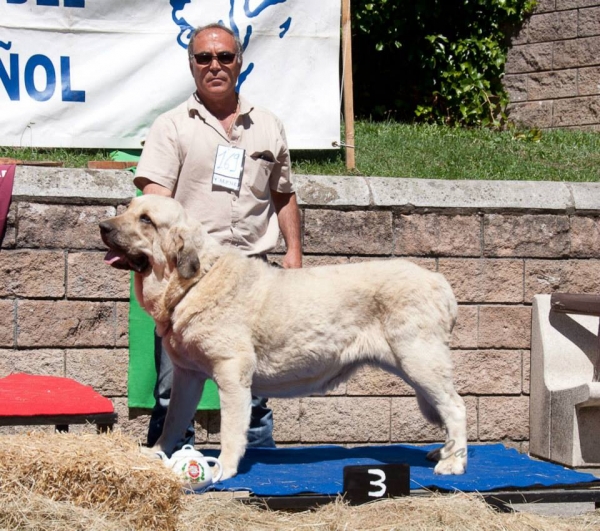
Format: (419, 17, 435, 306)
(343, 464, 410, 505)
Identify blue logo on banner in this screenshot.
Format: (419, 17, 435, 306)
(170, 0, 291, 90)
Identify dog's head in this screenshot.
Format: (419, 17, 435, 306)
(99, 195, 200, 278)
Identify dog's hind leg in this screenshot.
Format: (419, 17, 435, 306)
(387, 338, 467, 475)
(416, 386, 467, 475)
(152, 366, 206, 456)
(212, 358, 254, 480)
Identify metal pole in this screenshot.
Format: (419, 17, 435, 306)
(341, 0, 356, 170)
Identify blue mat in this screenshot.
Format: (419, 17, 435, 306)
(202, 444, 600, 496)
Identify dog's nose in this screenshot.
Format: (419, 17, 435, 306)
(99, 221, 113, 235)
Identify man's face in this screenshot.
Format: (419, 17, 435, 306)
(190, 28, 242, 102)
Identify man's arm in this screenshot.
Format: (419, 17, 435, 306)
(271, 190, 302, 269)
(142, 182, 173, 196)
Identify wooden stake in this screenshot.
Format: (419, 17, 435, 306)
(341, 0, 356, 170)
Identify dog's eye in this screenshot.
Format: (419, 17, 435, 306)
(140, 214, 153, 225)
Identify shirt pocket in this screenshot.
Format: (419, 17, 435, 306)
(245, 152, 276, 198)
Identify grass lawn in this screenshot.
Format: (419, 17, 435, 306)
(293, 122, 600, 182)
(2, 121, 599, 182)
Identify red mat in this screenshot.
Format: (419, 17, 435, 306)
(0, 374, 114, 417)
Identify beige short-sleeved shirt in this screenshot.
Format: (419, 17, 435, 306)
(134, 93, 294, 255)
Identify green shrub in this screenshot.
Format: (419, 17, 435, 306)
(352, 0, 536, 126)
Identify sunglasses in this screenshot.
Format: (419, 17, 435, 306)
(193, 52, 238, 66)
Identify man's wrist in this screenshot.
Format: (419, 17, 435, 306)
(283, 248, 302, 269)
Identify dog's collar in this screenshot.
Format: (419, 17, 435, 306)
(164, 276, 202, 317)
(156, 320, 173, 338)
(162, 253, 226, 320)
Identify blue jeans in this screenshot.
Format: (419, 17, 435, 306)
(147, 332, 275, 454)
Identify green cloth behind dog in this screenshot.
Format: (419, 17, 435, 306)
(127, 276, 220, 409)
(122, 155, 220, 410)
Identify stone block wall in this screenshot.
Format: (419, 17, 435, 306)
(3, 168, 600, 454)
(505, 0, 600, 130)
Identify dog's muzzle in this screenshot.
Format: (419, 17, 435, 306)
(99, 221, 149, 272)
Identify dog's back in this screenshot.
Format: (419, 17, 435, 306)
(256, 258, 457, 345)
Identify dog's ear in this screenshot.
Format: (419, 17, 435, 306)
(166, 226, 200, 279)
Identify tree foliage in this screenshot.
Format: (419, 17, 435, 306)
(351, 0, 536, 126)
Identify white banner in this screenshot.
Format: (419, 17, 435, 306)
(0, 0, 340, 149)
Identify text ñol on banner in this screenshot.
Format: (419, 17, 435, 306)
(0, 53, 85, 102)
(5, 1, 84, 7)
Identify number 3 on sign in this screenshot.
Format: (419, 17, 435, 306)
(368, 468, 386, 497)
(343, 464, 409, 505)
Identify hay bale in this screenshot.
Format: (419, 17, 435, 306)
(2, 432, 600, 530)
(0, 431, 182, 531)
(178, 493, 600, 531)
(0, 487, 126, 531)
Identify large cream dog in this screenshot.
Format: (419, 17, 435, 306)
(100, 195, 467, 479)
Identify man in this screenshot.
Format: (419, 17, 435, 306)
(133, 23, 302, 453)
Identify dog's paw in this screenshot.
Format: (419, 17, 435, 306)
(433, 455, 467, 475)
(220, 467, 239, 481)
(140, 446, 164, 461)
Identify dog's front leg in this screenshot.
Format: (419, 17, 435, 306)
(152, 365, 206, 456)
(213, 359, 253, 480)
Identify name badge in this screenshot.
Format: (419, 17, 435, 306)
(212, 145, 245, 191)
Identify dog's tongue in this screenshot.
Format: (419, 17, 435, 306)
(104, 250, 125, 266)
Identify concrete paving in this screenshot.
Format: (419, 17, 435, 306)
(512, 501, 597, 517)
